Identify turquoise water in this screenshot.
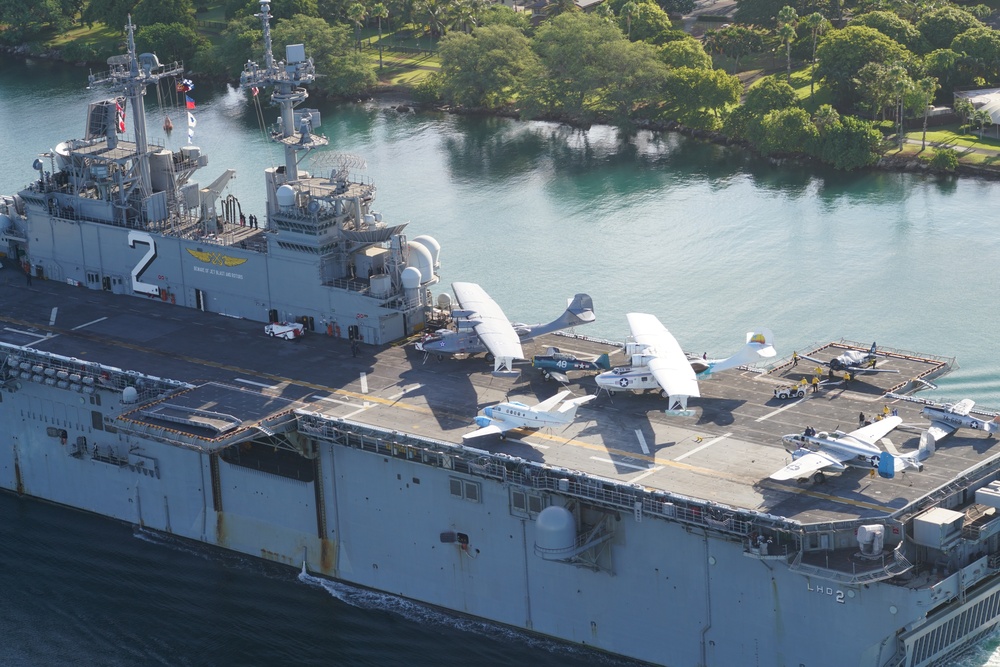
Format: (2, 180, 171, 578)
(3, 53, 1000, 665)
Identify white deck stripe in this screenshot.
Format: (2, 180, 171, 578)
(629, 466, 664, 484)
(49, 307, 58, 326)
(674, 433, 731, 462)
(312, 395, 353, 406)
(72, 316, 108, 330)
(755, 398, 807, 422)
(360, 372, 368, 394)
(590, 456, 651, 471)
(635, 429, 650, 455)
(234, 378, 277, 389)
(388, 383, 423, 400)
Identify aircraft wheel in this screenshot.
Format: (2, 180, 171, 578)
(486, 353, 495, 362)
(543, 372, 551, 381)
(499, 433, 507, 441)
(814, 472, 826, 484)
(661, 390, 669, 399)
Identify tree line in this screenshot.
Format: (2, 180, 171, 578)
(5, 0, 1000, 170)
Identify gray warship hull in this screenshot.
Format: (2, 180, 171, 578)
(2, 273, 1000, 667)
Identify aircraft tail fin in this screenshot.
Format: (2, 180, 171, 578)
(521, 294, 596, 341)
(595, 353, 612, 371)
(877, 453, 896, 479)
(870, 342, 878, 356)
(702, 328, 777, 375)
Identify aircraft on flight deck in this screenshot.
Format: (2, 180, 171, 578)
(594, 314, 776, 412)
(797, 342, 898, 375)
(463, 390, 597, 440)
(532, 347, 612, 383)
(770, 416, 922, 483)
(415, 283, 595, 373)
(919, 398, 999, 447)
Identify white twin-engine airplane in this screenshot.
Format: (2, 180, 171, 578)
(594, 313, 776, 412)
(770, 416, 922, 483)
(920, 398, 1000, 447)
(463, 390, 597, 440)
(415, 282, 595, 373)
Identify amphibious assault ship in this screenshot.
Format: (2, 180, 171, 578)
(5, 8, 1000, 667)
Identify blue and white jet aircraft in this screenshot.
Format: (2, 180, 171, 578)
(463, 390, 596, 440)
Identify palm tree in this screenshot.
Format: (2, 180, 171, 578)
(348, 2, 368, 51)
(371, 2, 388, 69)
(621, 1, 639, 40)
(813, 104, 840, 134)
(915, 77, 939, 149)
(799, 12, 830, 96)
(777, 6, 798, 78)
(885, 63, 912, 150)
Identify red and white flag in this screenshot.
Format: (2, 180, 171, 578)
(115, 98, 126, 133)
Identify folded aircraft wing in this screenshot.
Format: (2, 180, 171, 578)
(770, 450, 849, 481)
(453, 282, 524, 371)
(846, 415, 902, 445)
(627, 313, 700, 400)
(926, 420, 957, 443)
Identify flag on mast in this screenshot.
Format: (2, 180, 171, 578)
(187, 111, 196, 144)
(185, 95, 196, 110)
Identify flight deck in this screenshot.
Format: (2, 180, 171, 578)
(3, 261, 999, 530)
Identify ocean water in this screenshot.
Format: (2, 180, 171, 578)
(3, 53, 1000, 665)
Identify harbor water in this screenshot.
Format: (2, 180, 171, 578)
(2, 53, 1000, 665)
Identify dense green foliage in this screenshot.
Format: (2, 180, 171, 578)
(437, 25, 537, 109)
(814, 26, 913, 109)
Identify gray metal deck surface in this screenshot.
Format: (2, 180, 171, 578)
(3, 262, 998, 527)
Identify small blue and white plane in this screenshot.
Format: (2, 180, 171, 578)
(771, 416, 922, 483)
(463, 390, 596, 440)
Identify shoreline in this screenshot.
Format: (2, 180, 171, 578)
(4, 44, 996, 180)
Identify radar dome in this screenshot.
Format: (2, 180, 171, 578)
(276, 184, 295, 209)
(401, 266, 422, 289)
(535, 505, 577, 559)
(406, 242, 433, 285)
(122, 386, 138, 404)
(410, 235, 441, 270)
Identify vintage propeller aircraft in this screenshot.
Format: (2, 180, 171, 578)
(770, 416, 922, 484)
(594, 314, 776, 412)
(532, 347, 612, 383)
(463, 390, 597, 440)
(798, 342, 898, 375)
(919, 398, 999, 448)
(415, 283, 595, 373)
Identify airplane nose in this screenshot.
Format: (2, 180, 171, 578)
(484, 407, 494, 418)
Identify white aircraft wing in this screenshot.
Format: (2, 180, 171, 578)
(845, 415, 902, 445)
(452, 282, 524, 371)
(533, 390, 572, 413)
(627, 313, 700, 400)
(769, 450, 849, 481)
(953, 398, 975, 416)
(926, 420, 957, 442)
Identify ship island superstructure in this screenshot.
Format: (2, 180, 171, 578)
(0, 1, 439, 345)
(6, 9, 1000, 667)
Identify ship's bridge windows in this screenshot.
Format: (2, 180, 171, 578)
(449, 476, 481, 503)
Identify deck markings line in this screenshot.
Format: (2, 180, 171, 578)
(311, 395, 353, 406)
(234, 378, 277, 389)
(388, 383, 423, 400)
(71, 316, 107, 330)
(755, 398, 807, 422)
(674, 433, 732, 462)
(4, 327, 59, 347)
(360, 372, 368, 394)
(49, 307, 58, 326)
(342, 406, 371, 419)
(634, 429, 650, 455)
(628, 466, 664, 484)
(590, 456, 652, 471)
